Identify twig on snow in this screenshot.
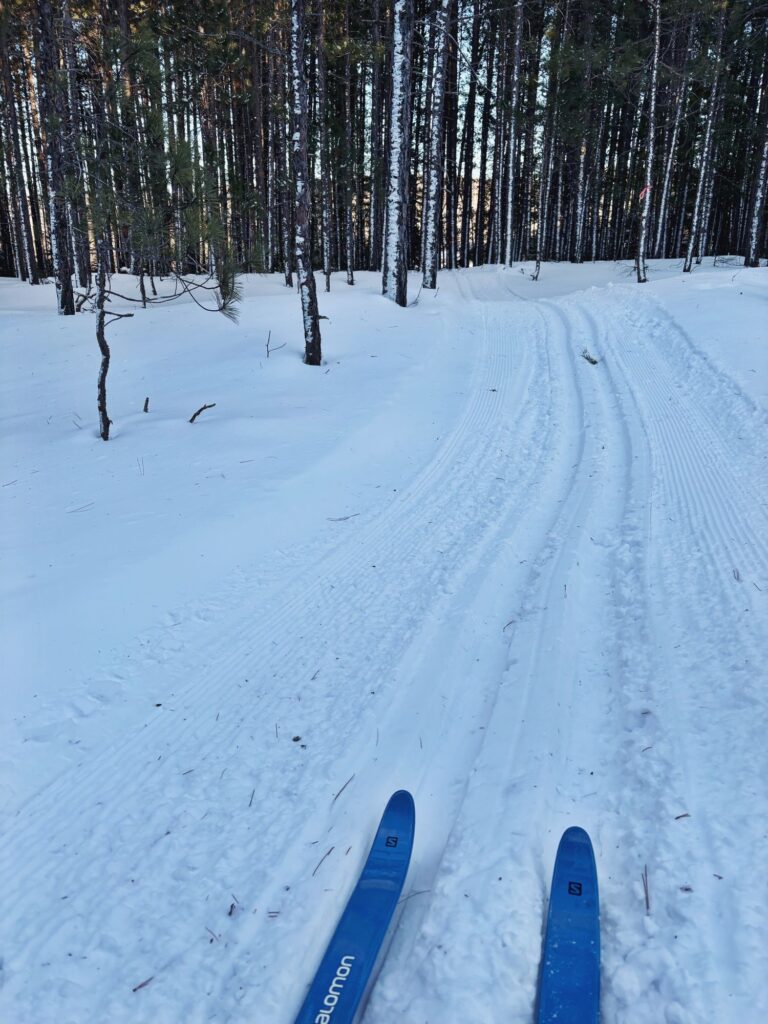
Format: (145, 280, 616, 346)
(312, 846, 335, 877)
(265, 330, 286, 358)
(189, 402, 216, 424)
(642, 865, 651, 915)
(408, 284, 424, 307)
(332, 774, 355, 804)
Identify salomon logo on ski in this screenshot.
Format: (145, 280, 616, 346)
(313, 955, 355, 1023)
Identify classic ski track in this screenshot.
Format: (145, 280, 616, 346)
(357, 283, 593, 1022)
(0, 278, 555, 1021)
(590, 289, 768, 1021)
(369, 289, 639, 1021)
(373, 285, 729, 1024)
(554, 294, 719, 1023)
(534, 299, 719, 1023)
(228, 273, 563, 1019)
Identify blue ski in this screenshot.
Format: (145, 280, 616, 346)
(293, 790, 415, 1024)
(537, 826, 600, 1024)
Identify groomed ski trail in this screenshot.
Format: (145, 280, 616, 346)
(364, 275, 767, 1024)
(2, 273, 555, 1022)
(1, 270, 765, 1024)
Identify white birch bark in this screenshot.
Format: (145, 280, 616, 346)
(554, 149, 564, 261)
(316, 1, 332, 291)
(573, 139, 588, 263)
(698, 106, 721, 263)
(343, 2, 355, 286)
(637, 0, 660, 283)
(422, 0, 451, 290)
(684, 11, 726, 273)
(746, 112, 768, 266)
(419, 13, 436, 276)
(383, 0, 414, 307)
(290, 0, 322, 363)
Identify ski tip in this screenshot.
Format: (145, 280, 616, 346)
(560, 826, 593, 847)
(386, 789, 415, 816)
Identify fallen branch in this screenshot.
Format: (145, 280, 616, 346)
(189, 402, 216, 424)
(642, 865, 650, 915)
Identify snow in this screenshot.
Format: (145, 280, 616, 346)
(1, 260, 766, 1022)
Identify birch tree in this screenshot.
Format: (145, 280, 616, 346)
(637, 0, 660, 283)
(383, 0, 414, 306)
(422, 0, 452, 290)
(316, 0, 332, 291)
(684, 7, 727, 273)
(290, 0, 322, 364)
(745, 71, 768, 266)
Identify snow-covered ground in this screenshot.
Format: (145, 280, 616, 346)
(1, 259, 766, 1023)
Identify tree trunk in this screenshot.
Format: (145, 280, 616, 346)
(383, 0, 414, 307)
(290, 0, 322, 364)
(422, 0, 451, 290)
(684, 9, 726, 273)
(459, 0, 481, 267)
(369, 0, 385, 271)
(745, 77, 768, 266)
(503, 0, 524, 267)
(95, 239, 112, 441)
(35, 0, 74, 313)
(316, 0, 332, 290)
(637, 0, 660, 283)
(343, 2, 355, 285)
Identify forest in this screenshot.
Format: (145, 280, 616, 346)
(2, 5, 768, 1022)
(1, 1, 767, 348)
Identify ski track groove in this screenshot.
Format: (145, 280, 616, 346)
(557, 295, 718, 1024)
(589, 288, 768, 1021)
(371, 285, 644, 1022)
(258, 272, 562, 1019)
